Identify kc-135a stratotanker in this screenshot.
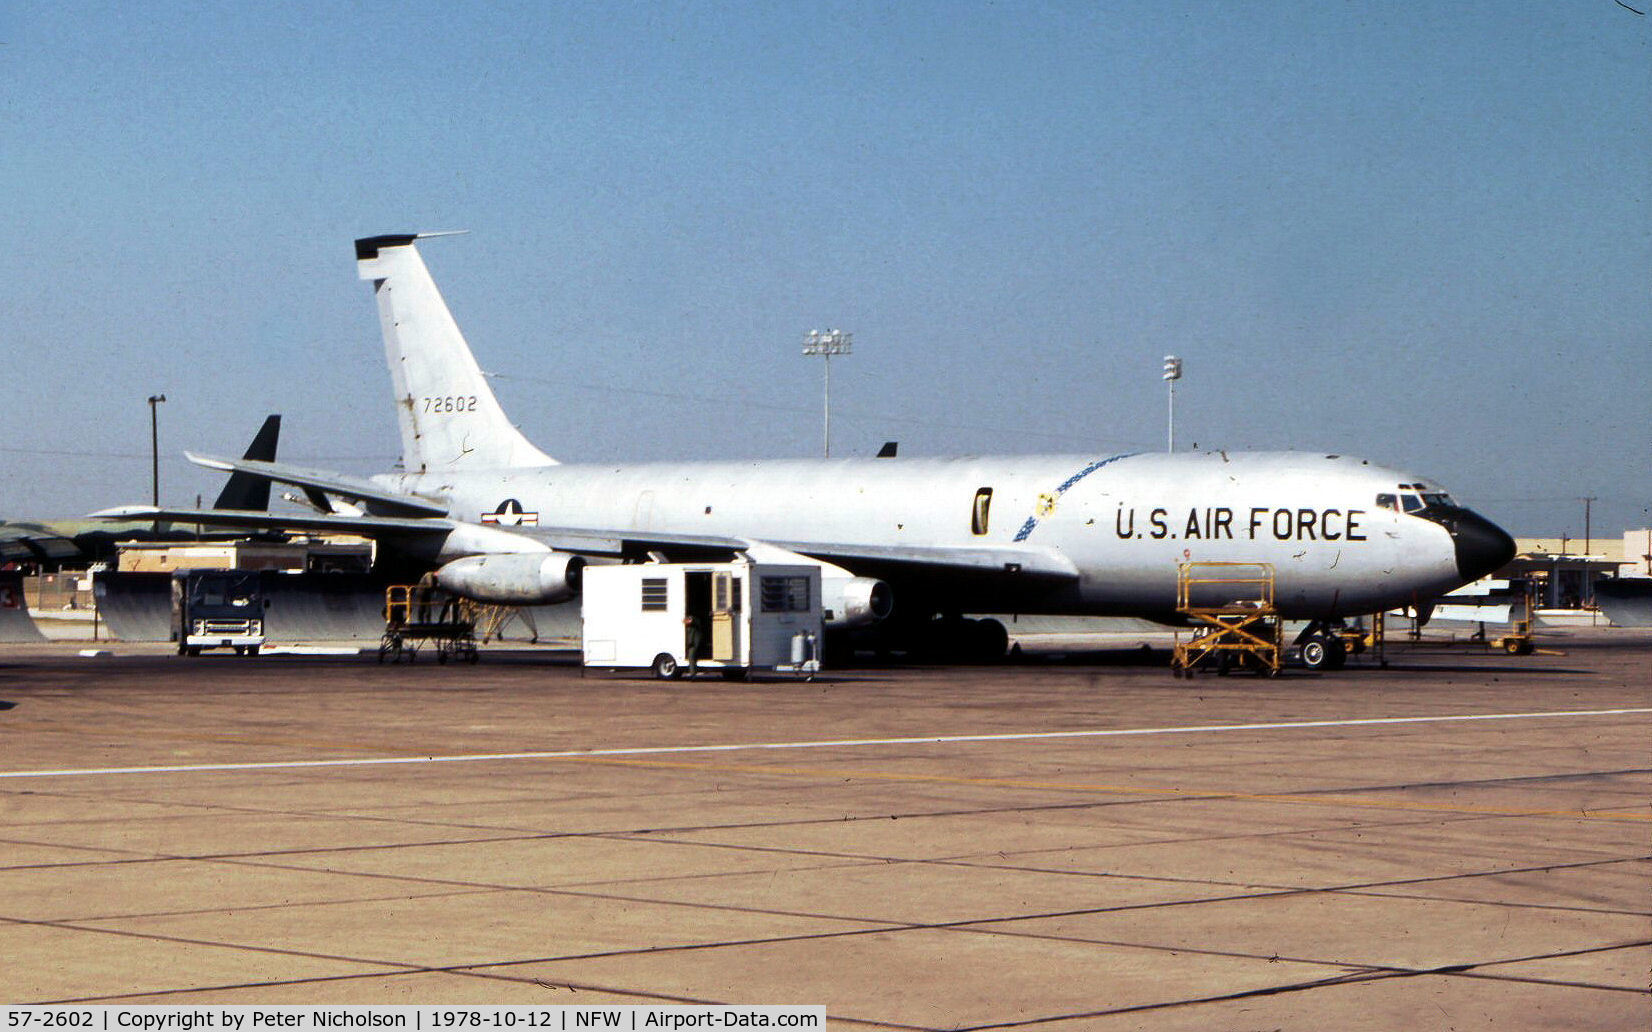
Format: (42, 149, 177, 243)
(99, 233, 1515, 664)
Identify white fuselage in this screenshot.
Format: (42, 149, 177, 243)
(379, 450, 1464, 620)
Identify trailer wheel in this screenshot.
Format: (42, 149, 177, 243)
(652, 653, 682, 680)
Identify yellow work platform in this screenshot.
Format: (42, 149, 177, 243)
(1171, 561, 1283, 677)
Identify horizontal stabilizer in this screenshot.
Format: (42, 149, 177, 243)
(186, 454, 448, 517)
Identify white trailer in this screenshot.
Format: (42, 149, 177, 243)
(581, 559, 822, 680)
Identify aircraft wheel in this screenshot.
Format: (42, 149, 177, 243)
(1300, 635, 1345, 671)
(652, 653, 682, 680)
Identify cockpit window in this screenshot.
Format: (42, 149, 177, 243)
(1421, 492, 1454, 508)
(1375, 493, 1397, 512)
(1401, 494, 1425, 514)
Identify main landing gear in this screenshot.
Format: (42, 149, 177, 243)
(861, 614, 1011, 664)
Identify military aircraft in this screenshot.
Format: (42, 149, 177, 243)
(97, 234, 1515, 666)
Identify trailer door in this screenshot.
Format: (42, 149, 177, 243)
(711, 570, 741, 662)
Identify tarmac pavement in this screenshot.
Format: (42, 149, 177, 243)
(1, 632, 1648, 1029)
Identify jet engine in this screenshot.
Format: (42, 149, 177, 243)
(823, 575, 893, 629)
(433, 552, 585, 605)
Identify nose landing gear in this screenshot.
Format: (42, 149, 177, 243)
(1290, 620, 1366, 670)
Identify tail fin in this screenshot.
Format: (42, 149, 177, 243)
(211, 414, 281, 510)
(355, 234, 556, 474)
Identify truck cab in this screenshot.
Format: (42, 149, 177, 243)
(172, 569, 269, 656)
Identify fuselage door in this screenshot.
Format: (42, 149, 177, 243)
(972, 487, 993, 536)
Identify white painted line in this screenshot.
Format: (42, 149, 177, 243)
(260, 646, 366, 656)
(3, 707, 1650, 781)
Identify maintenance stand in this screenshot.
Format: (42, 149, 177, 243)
(1171, 561, 1283, 677)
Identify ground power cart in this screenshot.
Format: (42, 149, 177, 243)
(581, 559, 823, 680)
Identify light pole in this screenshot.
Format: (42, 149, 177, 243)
(1162, 356, 1182, 452)
(802, 329, 852, 457)
(147, 394, 166, 506)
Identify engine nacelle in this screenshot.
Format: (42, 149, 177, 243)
(823, 575, 893, 629)
(433, 552, 585, 605)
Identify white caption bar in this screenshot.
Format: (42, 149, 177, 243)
(1, 1007, 827, 1032)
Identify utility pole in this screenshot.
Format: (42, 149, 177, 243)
(802, 329, 852, 458)
(1162, 356, 1182, 452)
(1581, 496, 1597, 554)
(147, 394, 166, 506)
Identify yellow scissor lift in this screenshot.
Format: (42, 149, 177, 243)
(1171, 561, 1283, 677)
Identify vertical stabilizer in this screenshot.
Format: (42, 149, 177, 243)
(211, 414, 281, 510)
(355, 234, 556, 474)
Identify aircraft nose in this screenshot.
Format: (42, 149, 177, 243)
(1452, 511, 1517, 582)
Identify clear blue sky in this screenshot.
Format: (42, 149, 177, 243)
(4, 2, 1648, 538)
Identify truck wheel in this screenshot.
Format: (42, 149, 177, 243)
(652, 653, 681, 680)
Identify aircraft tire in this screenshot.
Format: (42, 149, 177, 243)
(652, 653, 682, 680)
(1299, 634, 1346, 671)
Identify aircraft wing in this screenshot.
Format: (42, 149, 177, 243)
(87, 505, 1076, 589)
(89, 506, 455, 537)
(0, 521, 90, 563)
(495, 524, 1077, 581)
(770, 540, 1078, 582)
